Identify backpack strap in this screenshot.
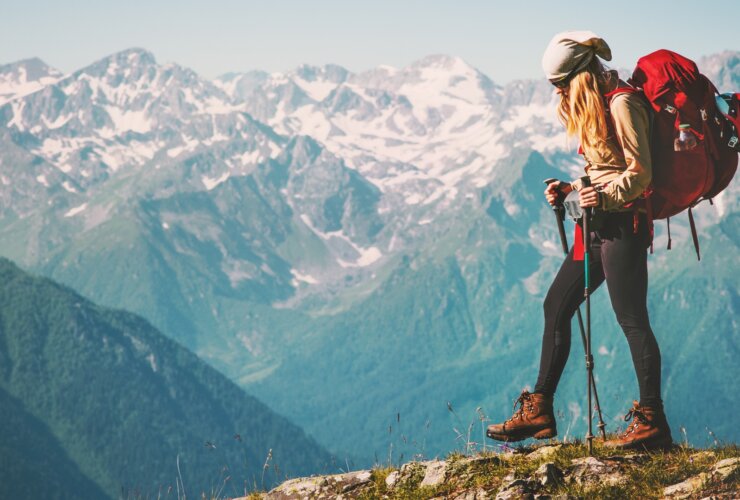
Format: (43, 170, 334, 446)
(604, 86, 640, 101)
(666, 217, 672, 250)
(688, 207, 701, 261)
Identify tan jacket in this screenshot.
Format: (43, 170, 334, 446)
(570, 83, 653, 211)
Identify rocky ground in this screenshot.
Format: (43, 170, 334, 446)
(234, 442, 739, 499)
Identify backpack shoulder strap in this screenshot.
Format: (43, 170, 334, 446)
(604, 85, 639, 101)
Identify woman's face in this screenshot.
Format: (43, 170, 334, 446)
(554, 82, 570, 99)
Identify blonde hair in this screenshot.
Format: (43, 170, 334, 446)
(556, 59, 613, 151)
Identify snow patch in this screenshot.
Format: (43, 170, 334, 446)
(293, 76, 338, 102)
(202, 171, 230, 190)
(41, 113, 72, 130)
(291, 269, 319, 284)
(504, 202, 520, 216)
(542, 240, 557, 251)
(146, 353, 158, 372)
(105, 106, 152, 133)
(64, 203, 88, 217)
(522, 272, 540, 295)
(338, 246, 382, 267)
(167, 137, 200, 157)
(237, 149, 263, 164)
(300, 214, 383, 267)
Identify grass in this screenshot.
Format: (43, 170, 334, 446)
(349, 440, 740, 499)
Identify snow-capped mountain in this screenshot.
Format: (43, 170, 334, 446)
(0, 49, 285, 197)
(215, 54, 566, 209)
(0, 57, 63, 105)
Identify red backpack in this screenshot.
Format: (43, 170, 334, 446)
(607, 49, 739, 260)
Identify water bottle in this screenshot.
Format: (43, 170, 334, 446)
(674, 124, 697, 151)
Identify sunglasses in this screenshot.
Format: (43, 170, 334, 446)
(549, 66, 583, 89)
(550, 77, 571, 89)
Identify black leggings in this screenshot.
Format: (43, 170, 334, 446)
(534, 212, 663, 409)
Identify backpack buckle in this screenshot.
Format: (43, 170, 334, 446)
(700, 109, 708, 121)
(665, 105, 677, 114)
(729, 136, 739, 148)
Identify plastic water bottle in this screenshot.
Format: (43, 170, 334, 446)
(674, 124, 697, 151)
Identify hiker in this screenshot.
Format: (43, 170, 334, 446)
(486, 31, 672, 450)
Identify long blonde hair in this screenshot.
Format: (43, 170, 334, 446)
(556, 59, 614, 151)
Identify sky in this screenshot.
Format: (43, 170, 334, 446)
(2, 0, 737, 84)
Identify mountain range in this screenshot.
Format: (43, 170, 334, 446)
(0, 258, 333, 498)
(0, 48, 737, 468)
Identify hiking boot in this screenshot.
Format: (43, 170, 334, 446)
(604, 401, 673, 451)
(486, 390, 557, 442)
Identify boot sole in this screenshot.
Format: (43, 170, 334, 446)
(604, 434, 673, 452)
(486, 427, 557, 442)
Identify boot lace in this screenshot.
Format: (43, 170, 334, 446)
(618, 403, 648, 437)
(506, 390, 535, 423)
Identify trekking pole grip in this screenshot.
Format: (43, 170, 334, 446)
(544, 178, 569, 253)
(543, 178, 567, 207)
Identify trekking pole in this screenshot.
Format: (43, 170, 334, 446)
(543, 179, 607, 446)
(580, 176, 595, 455)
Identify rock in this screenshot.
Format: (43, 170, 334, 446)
(526, 444, 563, 461)
(534, 462, 564, 487)
(458, 455, 506, 468)
(334, 470, 372, 494)
(265, 476, 327, 499)
(568, 456, 626, 487)
(385, 470, 399, 488)
(662, 472, 709, 499)
(689, 450, 717, 463)
(663, 457, 740, 498)
(495, 478, 536, 500)
(453, 487, 489, 499)
(603, 453, 648, 465)
(420, 460, 448, 487)
(396, 460, 426, 486)
(446, 455, 505, 484)
(502, 471, 517, 483)
(265, 470, 372, 499)
(712, 457, 740, 481)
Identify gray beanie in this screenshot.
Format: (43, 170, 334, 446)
(542, 31, 612, 83)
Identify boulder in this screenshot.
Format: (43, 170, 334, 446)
(568, 456, 626, 487)
(265, 470, 372, 499)
(420, 460, 448, 487)
(495, 478, 537, 500)
(663, 457, 739, 499)
(534, 462, 564, 487)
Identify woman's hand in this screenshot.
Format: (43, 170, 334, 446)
(579, 186, 601, 208)
(544, 181, 572, 206)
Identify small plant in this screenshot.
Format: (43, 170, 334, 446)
(447, 401, 491, 456)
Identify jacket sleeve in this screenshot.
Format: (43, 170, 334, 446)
(598, 94, 652, 210)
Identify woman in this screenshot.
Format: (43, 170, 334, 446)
(486, 31, 672, 450)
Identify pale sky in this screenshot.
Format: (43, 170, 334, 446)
(2, 0, 737, 83)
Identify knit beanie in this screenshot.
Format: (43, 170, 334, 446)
(542, 31, 612, 83)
